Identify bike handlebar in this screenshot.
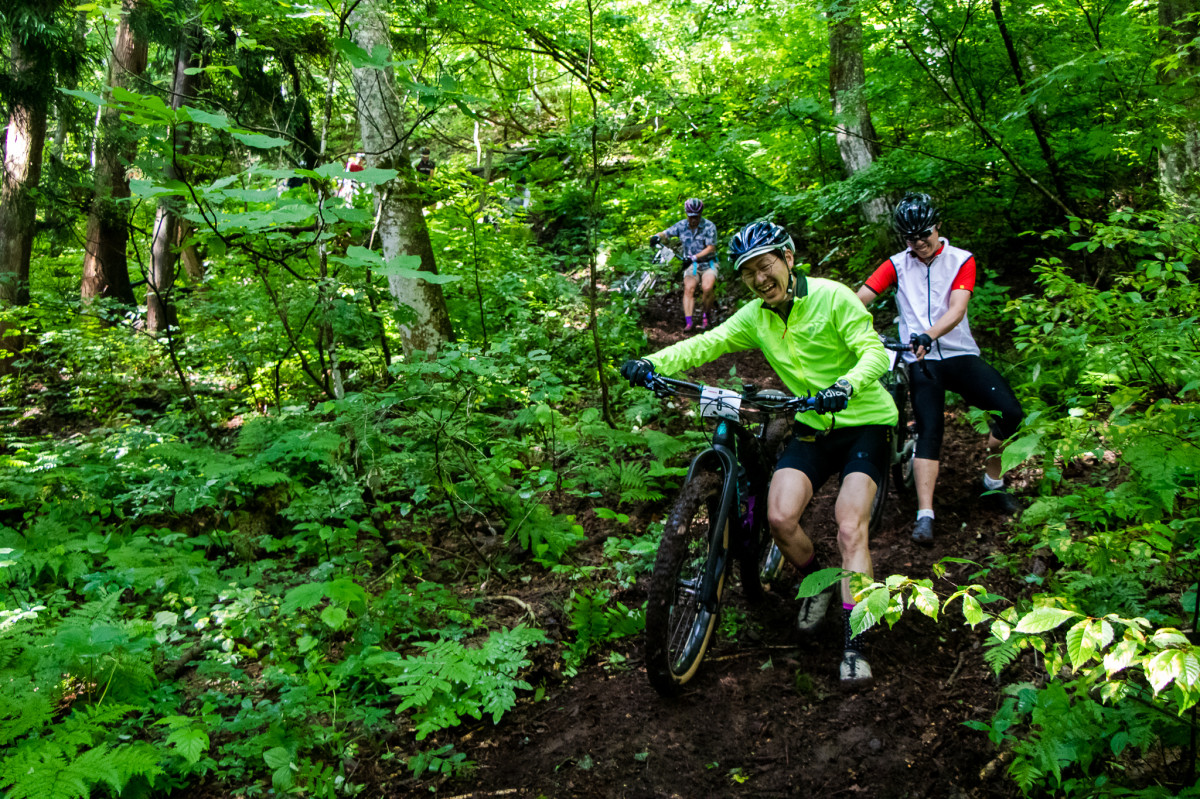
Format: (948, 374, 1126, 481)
(645, 374, 819, 414)
(881, 337, 913, 353)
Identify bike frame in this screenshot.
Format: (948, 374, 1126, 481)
(682, 416, 774, 612)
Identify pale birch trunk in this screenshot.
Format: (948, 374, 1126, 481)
(0, 36, 48, 309)
(1159, 0, 1200, 196)
(829, 2, 891, 226)
(349, 0, 453, 357)
(81, 0, 148, 306)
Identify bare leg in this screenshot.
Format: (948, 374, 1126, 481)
(682, 273, 698, 318)
(834, 472, 876, 604)
(984, 433, 1004, 481)
(700, 270, 717, 315)
(766, 467, 815, 568)
(914, 456, 939, 512)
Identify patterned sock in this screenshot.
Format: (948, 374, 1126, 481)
(843, 603, 865, 653)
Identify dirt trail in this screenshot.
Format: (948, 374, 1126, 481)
(433, 290, 1027, 799)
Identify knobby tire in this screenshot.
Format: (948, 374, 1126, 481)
(645, 471, 727, 697)
(888, 366, 916, 493)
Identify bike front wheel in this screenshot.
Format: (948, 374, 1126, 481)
(887, 366, 916, 494)
(645, 470, 728, 697)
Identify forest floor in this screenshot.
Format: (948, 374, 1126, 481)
(409, 289, 1036, 798)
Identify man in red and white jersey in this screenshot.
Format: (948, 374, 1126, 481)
(856, 193, 1023, 545)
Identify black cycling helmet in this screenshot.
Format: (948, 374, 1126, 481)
(892, 193, 940, 237)
(729, 221, 794, 270)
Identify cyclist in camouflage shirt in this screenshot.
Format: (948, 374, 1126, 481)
(651, 198, 719, 331)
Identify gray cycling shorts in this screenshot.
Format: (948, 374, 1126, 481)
(680, 262, 719, 281)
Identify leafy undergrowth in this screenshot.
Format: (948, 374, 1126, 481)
(4, 209, 1200, 797)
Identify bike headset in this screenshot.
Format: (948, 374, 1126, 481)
(729, 221, 798, 298)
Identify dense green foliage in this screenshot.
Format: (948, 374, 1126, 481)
(2, 0, 1200, 793)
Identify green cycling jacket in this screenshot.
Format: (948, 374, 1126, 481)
(647, 273, 898, 430)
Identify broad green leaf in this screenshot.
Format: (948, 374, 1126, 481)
(61, 88, 104, 107)
(1180, 652, 1200, 687)
(376, 258, 461, 284)
(130, 179, 188, 199)
(281, 582, 326, 614)
(909, 584, 939, 620)
(326, 577, 368, 613)
(961, 593, 984, 626)
(1065, 619, 1095, 671)
(1104, 637, 1139, 677)
(1014, 606, 1079, 634)
(166, 727, 210, 764)
(332, 37, 391, 69)
(991, 618, 1011, 641)
(321, 605, 349, 630)
(1147, 650, 1180, 692)
(313, 162, 398, 185)
(230, 130, 290, 149)
(1151, 628, 1189, 647)
(180, 106, 230, 129)
(264, 746, 292, 769)
(796, 567, 843, 599)
(1001, 433, 1043, 474)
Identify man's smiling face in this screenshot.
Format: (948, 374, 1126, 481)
(905, 225, 940, 262)
(739, 249, 794, 308)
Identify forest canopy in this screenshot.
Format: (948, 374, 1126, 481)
(2, 0, 1200, 794)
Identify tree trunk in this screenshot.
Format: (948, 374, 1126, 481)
(0, 8, 59, 374)
(81, 0, 148, 307)
(0, 37, 49, 309)
(1158, 0, 1200, 196)
(147, 26, 200, 333)
(828, 2, 891, 226)
(349, 0, 453, 357)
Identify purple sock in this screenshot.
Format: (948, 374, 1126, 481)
(685, 315, 693, 325)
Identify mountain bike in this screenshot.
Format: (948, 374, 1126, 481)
(613, 241, 692, 298)
(880, 337, 919, 496)
(640, 375, 816, 696)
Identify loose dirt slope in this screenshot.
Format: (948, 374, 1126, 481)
(431, 291, 1029, 798)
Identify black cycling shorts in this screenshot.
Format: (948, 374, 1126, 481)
(774, 423, 889, 492)
(908, 354, 1023, 460)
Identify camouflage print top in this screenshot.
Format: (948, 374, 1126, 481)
(663, 217, 719, 265)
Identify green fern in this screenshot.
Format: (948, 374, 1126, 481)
(563, 589, 644, 670)
(983, 635, 1023, 675)
(0, 703, 163, 799)
(381, 625, 547, 740)
(609, 461, 662, 503)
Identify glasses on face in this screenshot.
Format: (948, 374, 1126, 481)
(739, 254, 786, 280)
(903, 228, 934, 243)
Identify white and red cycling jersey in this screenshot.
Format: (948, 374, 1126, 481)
(864, 238, 980, 362)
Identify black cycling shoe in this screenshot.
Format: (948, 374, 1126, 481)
(911, 517, 934, 546)
(983, 485, 1021, 516)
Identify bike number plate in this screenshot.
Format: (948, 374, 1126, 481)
(700, 386, 742, 420)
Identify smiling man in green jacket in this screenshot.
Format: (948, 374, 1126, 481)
(621, 221, 896, 686)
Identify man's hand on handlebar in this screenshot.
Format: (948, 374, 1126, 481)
(620, 358, 656, 388)
(910, 332, 933, 361)
(815, 380, 852, 413)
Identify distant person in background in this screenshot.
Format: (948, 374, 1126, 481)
(415, 147, 435, 178)
(338, 153, 365, 202)
(650, 197, 719, 331)
(856, 193, 1024, 546)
